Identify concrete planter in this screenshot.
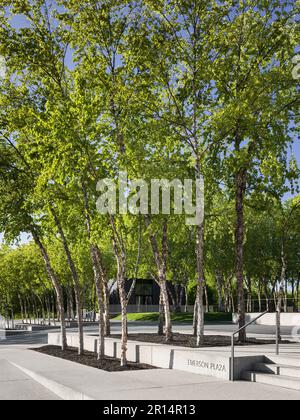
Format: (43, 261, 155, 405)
(232, 312, 300, 326)
(48, 332, 264, 380)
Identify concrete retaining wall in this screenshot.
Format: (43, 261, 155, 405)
(48, 332, 98, 353)
(232, 312, 300, 326)
(48, 333, 264, 380)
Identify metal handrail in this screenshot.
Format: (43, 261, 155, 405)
(230, 310, 280, 381)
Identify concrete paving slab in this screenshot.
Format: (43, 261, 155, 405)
(95, 378, 300, 400)
(0, 360, 60, 400)
(2, 348, 300, 400)
(0, 359, 30, 382)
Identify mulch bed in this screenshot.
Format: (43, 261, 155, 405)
(32, 345, 156, 372)
(111, 333, 290, 348)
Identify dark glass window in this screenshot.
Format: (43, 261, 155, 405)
(135, 280, 152, 296)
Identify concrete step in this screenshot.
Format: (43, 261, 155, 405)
(0, 360, 60, 400)
(10, 362, 93, 400)
(242, 371, 300, 391)
(254, 363, 300, 379)
(266, 355, 300, 368)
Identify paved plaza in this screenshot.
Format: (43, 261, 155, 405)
(0, 322, 300, 400)
(0, 320, 297, 347)
(0, 346, 300, 400)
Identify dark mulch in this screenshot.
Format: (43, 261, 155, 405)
(111, 333, 290, 348)
(32, 345, 156, 372)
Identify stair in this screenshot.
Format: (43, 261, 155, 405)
(242, 361, 300, 391)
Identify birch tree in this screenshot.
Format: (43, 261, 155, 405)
(210, 0, 299, 340)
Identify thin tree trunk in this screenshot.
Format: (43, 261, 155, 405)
(24, 297, 28, 324)
(195, 223, 205, 346)
(292, 279, 296, 312)
(82, 181, 106, 360)
(167, 284, 177, 313)
(277, 240, 286, 342)
(111, 216, 128, 366)
(11, 305, 15, 329)
(18, 294, 24, 323)
(26, 296, 31, 324)
(193, 289, 198, 337)
(51, 209, 84, 355)
(31, 229, 67, 351)
(70, 287, 75, 320)
(158, 290, 164, 335)
(284, 277, 288, 313)
(67, 287, 72, 321)
(258, 279, 262, 312)
(95, 246, 111, 337)
(127, 218, 142, 306)
(264, 284, 270, 312)
(230, 280, 235, 313)
(103, 279, 111, 336)
(296, 278, 300, 313)
(184, 286, 188, 313)
(37, 295, 46, 325)
(178, 286, 184, 312)
(246, 276, 252, 313)
(160, 279, 172, 341)
(117, 268, 128, 366)
(224, 281, 229, 313)
(216, 272, 224, 312)
(46, 294, 51, 325)
(31, 295, 37, 324)
(91, 245, 106, 361)
(5, 304, 9, 329)
(235, 168, 247, 342)
(204, 283, 209, 313)
(147, 219, 172, 342)
(50, 292, 56, 325)
(92, 283, 97, 321)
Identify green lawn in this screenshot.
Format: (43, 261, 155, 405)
(112, 312, 232, 323)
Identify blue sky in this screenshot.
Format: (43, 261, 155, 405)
(291, 140, 300, 166)
(0, 232, 31, 246)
